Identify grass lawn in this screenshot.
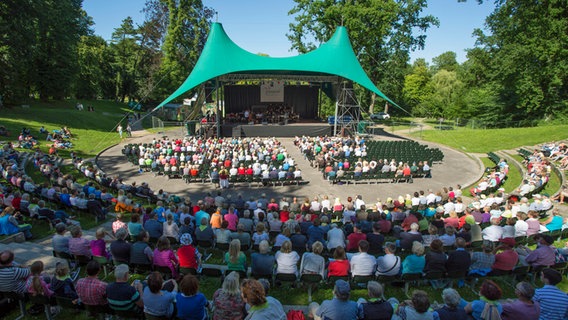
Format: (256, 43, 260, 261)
(0, 100, 130, 158)
(410, 125, 568, 153)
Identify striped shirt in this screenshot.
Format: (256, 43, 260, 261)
(106, 282, 140, 311)
(0, 266, 30, 294)
(533, 285, 568, 320)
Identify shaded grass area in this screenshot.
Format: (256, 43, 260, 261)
(410, 125, 568, 153)
(0, 100, 130, 158)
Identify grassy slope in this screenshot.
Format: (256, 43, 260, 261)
(0, 100, 129, 158)
(410, 125, 568, 153)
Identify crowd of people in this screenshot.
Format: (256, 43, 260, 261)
(123, 136, 303, 187)
(294, 136, 436, 182)
(225, 103, 300, 125)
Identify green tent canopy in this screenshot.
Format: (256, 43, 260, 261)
(155, 22, 397, 110)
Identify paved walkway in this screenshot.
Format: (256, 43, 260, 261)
(96, 126, 483, 207)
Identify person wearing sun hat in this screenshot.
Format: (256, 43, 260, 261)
(177, 233, 201, 271)
(490, 237, 519, 276)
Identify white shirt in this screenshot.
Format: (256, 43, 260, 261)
(514, 220, 528, 237)
(349, 252, 376, 276)
(482, 225, 504, 242)
(375, 254, 401, 276)
(275, 251, 300, 275)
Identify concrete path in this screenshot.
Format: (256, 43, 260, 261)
(96, 128, 483, 207)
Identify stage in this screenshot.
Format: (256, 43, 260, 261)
(221, 122, 332, 137)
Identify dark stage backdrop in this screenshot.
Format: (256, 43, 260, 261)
(224, 85, 319, 119)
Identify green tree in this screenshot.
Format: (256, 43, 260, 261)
(431, 51, 459, 73)
(156, 0, 213, 99)
(473, 0, 568, 119)
(110, 17, 142, 102)
(75, 35, 108, 99)
(287, 0, 438, 114)
(424, 70, 464, 118)
(402, 58, 432, 115)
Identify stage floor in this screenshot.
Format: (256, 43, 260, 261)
(222, 122, 332, 137)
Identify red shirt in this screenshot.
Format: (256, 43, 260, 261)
(346, 233, 367, 252)
(492, 249, 519, 271)
(401, 215, 418, 231)
(224, 160, 231, 168)
(245, 168, 253, 176)
(178, 245, 198, 269)
(237, 167, 245, 175)
(328, 259, 350, 277)
(279, 211, 290, 222)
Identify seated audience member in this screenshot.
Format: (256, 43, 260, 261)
(533, 268, 568, 320)
(52, 223, 70, 254)
(69, 226, 92, 258)
(540, 209, 563, 232)
(241, 279, 286, 319)
(225, 239, 247, 273)
(464, 280, 503, 320)
(299, 241, 325, 278)
(229, 223, 252, 248)
(469, 240, 495, 275)
(162, 214, 179, 240)
(391, 290, 437, 319)
(346, 223, 367, 252)
(130, 230, 154, 266)
(275, 240, 300, 276)
(356, 281, 393, 320)
(127, 214, 143, 238)
(350, 240, 376, 277)
(376, 242, 401, 276)
(490, 237, 519, 275)
(327, 223, 346, 251)
(91, 227, 113, 259)
(273, 227, 291, 249)
(195, 217, 214, 245)
(176, 274, 209, 320)
(402, 241, 426, 274)
(153, 236, 179, 278)
(144, 213, 163, 240)
(367, 222, 385, 255)
(328, 246, 350, 277)
(112, 212, 127, 235)
(433, 288, 468, 320)
(424, 239, 447, 275)
(0, 206, 32, 239)
(516, 234, 556, 267)
(142, 272, 177, 318)
(307, 217, 326, 247)
(501, 282, 540, 320)
(110, 228, 131, 264)
(251, 240, 275, 276)
(422, 224, 439, 247)
(251, 223, 268, 246)
(314, 279, 362, 319)
(290, 225, 308, 253)
(212, 271, 246, 320)
(50, 261, 78, 300)
(446, 237, 471, 275)
(26, 261, 54, 300)
(482, 217, 504, 242)
(398, 222, 422, 251)
(76, 260, 108, 307)
(177, 233, 200, 270)
(439, 226, 457, 247)
(106, 264, 144, 313)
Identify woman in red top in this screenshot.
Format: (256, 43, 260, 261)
(327, 246, 349, 277)
(178, 233, 200, 270)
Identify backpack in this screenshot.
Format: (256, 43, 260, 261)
(480, 303, 502, 320)
(287, 309, 306, 320)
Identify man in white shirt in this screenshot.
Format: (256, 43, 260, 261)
(482, 218, 504, 242)
(514, 213, 529, 237)
(354, 195, 365, 210)
(349, 240, 376, 276)
(426, 190, 437, 205)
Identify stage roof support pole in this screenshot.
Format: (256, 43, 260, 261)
(215, 77, 220, 138)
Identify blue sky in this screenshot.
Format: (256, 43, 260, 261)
(82, 0, 495, 64)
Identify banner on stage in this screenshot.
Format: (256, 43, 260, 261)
(260, 80, 284, 102)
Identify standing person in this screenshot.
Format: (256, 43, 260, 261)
(117, 124, 123, 139)
(126, 124, 132, 137)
